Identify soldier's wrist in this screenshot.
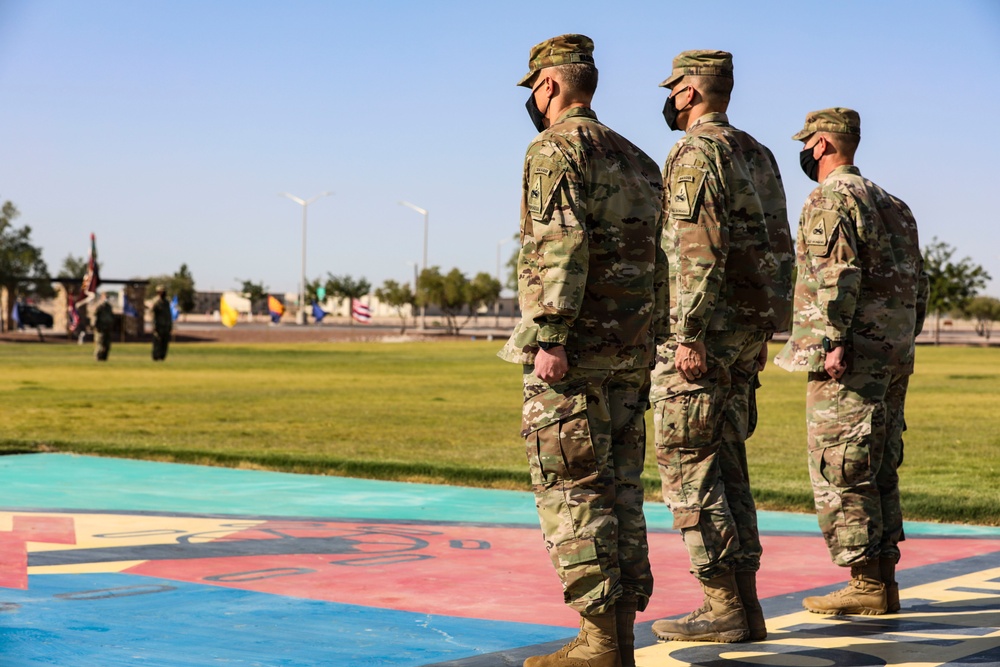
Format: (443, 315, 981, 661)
(822, 337, 844, 352)
(675, 329, 704, 344)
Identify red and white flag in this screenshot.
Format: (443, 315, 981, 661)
(351, 300, 371, 324)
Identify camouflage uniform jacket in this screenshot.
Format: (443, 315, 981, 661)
(775, 165, 929, 374)
(94, 302, 114, 333)
(499, 107, 668, 370)
(662, 112, 793, 342)
(152, 297, 173, 331)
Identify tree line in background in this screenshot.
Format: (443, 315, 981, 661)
(1, 196, 997, 338)
(923, 238, 995, 343)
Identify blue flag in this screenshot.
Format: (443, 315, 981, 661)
(311, 300, 328, 323)
(170, 295, 180, 321)
(11, 302, 20, 329)
(123, 294, 138, 318)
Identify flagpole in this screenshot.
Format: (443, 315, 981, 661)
(495, 237, 512, 328)
(399, 201, 428, 331)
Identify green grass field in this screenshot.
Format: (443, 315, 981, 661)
(1, 340, 997, 525)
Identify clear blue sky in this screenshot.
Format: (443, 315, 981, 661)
(2, 0, 998, 295)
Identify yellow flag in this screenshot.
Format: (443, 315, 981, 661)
(220, 296, 238, 328)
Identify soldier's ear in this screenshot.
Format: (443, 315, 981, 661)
(542, 75, 559, 98)
(813, 136, 829, 159)
(678, 83, 699, 108)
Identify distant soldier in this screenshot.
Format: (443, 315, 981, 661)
(650, 50, 793, 644)
(151, 286, 173, 361)
(499, 34, 667, 667)
(93, 294, 114, 361)
(775, 108, 929, 616)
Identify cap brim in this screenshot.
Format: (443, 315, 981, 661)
(791, 128, 815, 141)
(658, 72, 683, 89)
(516, 70, 537, 87)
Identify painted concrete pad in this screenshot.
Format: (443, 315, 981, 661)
(1, 454, 998, 666)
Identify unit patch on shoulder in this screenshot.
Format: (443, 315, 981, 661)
(669, 164, 707, 221)
(805, 205, 842, 256)
(526, 158, 562, 222)
(527, 174, 544, 216)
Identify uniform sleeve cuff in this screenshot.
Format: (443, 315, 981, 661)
(537, 321, 570, 346)
(824, 326, 847, 342)
(675, 324, 705, 344)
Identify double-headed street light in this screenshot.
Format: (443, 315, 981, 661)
(281, 191, 332, 325)
(399, 200, 428, 330)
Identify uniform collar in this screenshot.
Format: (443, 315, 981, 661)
(826, 164, 861, 180)
(553, 106, 598, 125)
(687, 111, 729, 131)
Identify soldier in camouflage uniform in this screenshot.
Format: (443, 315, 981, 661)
(775, 108, 929, 616)
(499, 34, 668, 667)
(151, 286, 172, 361)
(93, 294, 114, 362)
(650, 50, 793, 644)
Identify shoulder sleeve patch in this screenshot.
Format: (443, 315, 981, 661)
(804, 202, 842, 257)
(668, 163, 708, 221)
(527, 156, 565, 222)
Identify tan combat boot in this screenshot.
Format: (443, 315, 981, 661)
(803, 561, 887, 615)
(615, 596, 638, 667)
(651, 571, 749, 643)
(880, 557, 900, 613)
(735, 571, 767, 641)
(524, 610, 620, 667)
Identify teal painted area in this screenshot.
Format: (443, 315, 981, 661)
(2, 454, 998, 538)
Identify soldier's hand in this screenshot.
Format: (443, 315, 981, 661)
(756, 343, 769, 371)
(676, 341, 709, 382)
(535, 346, 569, 384)
(824, 345, 848, 380)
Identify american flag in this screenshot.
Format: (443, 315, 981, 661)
(351, 300, 371, 324)
(67, 295, 81, 333)
(80, 233, 100, 296)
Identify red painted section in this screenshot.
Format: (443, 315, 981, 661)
(125, 520, 1000, 627)
(0, 516, 76, 589)
(0, 532, 28, 589)
(12, 516, 76, 544)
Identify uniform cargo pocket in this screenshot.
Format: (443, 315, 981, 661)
(809, 409, 874, 488)
(522, 384, 595, 485)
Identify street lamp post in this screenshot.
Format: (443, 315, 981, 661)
(405, 260, 419, 330)
(281, 191, 332, 325)
(496, 237, 513, 328)
(399, 201, 428, 330)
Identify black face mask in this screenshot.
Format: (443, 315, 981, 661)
(661, 87, 689, 132)
(662, 96, 679, 131)
(799, 146, 820, 182)
(525, 81, 550, 133)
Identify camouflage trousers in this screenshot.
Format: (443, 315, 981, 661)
(807, 370, 909, 567)
(650, 331, 767, 581)
(521, 365, 653, 615)
(94, 331, 111, 361)
(152, 328, 170, 361)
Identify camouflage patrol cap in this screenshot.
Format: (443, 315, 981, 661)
(517, 34, 595, 87)
(792, 107, 861, 141)
(659, 49, 733, 89)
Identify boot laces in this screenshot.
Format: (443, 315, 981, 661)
(684, 597, 713, 621)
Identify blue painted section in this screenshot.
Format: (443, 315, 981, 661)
(2, 454, 999, 537)
(1, 573, 570, 667)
